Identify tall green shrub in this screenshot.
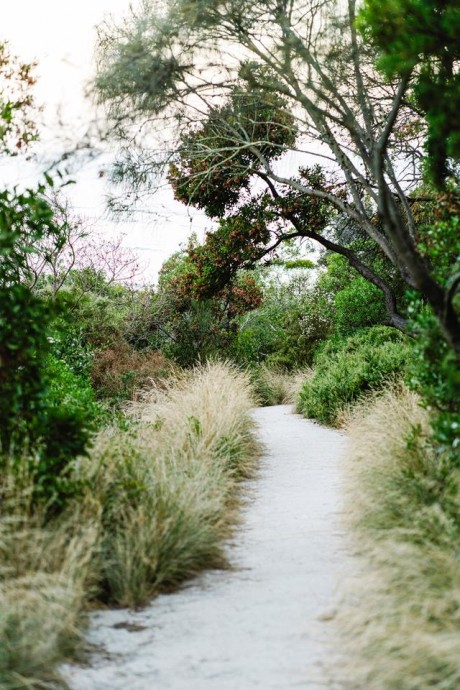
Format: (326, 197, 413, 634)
(298, 327, 409, 424)
(0, 186, 97, 511)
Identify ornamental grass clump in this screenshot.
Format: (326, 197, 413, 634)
(82, 361, 258, 607)
(250, 365, 312, 407)
(339, 382, 460, 690)
(0, 498, 99, 690)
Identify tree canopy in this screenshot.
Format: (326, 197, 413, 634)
(359, 0, 460, 187)
(96, 0, 460, 355)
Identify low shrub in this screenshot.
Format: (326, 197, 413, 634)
(34, 356, 103, 511)
(407, 304, 460, 453)
(339, 383, 460, 690)
(297, 326, 409, 425)
(90, 341, 174, 403)
(333, 276, 387, 336)
(2, 356, 102, 514)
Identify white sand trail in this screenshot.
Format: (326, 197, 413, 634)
(63, 405, 348, 690)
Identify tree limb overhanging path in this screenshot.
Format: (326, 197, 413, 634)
(64, 405, 349, 690)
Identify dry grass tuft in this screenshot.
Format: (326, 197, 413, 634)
(338, 382, 460, 690)
(251, 365, 312, 407)
(0, 508, 99, 690)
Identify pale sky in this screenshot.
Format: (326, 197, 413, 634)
(2, 1, 131, 127)
(1, 0, 210, 283)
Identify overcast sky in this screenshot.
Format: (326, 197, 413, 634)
(1, 1, 210, 283)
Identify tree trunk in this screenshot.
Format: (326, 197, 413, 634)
(378, 187, 460, 356)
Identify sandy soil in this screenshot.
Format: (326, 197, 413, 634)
(63, 405, 349, 690)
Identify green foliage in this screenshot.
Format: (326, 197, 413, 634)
(233, 248, 405, 371)
(234, 269, 327, 368)
(49, 317, 93, 379)
(48, 271, 173, 404)
(0, 42, 38, 154)
(155, 247, 263, 366)
(317, 254, 387, 335)
(234, 309, 284, 366)
(237, 252, 399, 373)
(416, 186, 460, 285)
(298, 327, 409, 424)
(0, 284, 51, 451)
(359, 0, 460, 186)
(406, 188, 460, 454)
(169, 76, 297, 217)
(408, 304, 460, 456)
(17, 356, 102, 512)
(334, 277, 387, 335)
(45, 355, 101, 424)
(53, 278, 128, 350)
(0, 186, 61, 451)
(232, 251, 395, 371)
(317, 246, 407, 336)
(283, 258, 315, 270)
(0, 185, 101, 511)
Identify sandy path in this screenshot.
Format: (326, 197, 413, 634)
(63, 405, 348, 690)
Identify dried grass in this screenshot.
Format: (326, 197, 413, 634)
(338, 382, 460, 690)
(251, 365, 312, 407)
(0, 509, 99, 690)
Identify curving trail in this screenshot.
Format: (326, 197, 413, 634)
(63, 405, 348, 690)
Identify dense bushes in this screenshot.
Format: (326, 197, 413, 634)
(233, 269, 324, 368)
(0, 187, 62, 452)
(297, 327, 409, 424)
(44, 272, 176, 406)
(151, 247, 263, 367)
(0, 187, 100, 514)
(333, 276, 387, 336)
(232, 252, 405, 372)
(30, 356, 104, 510)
